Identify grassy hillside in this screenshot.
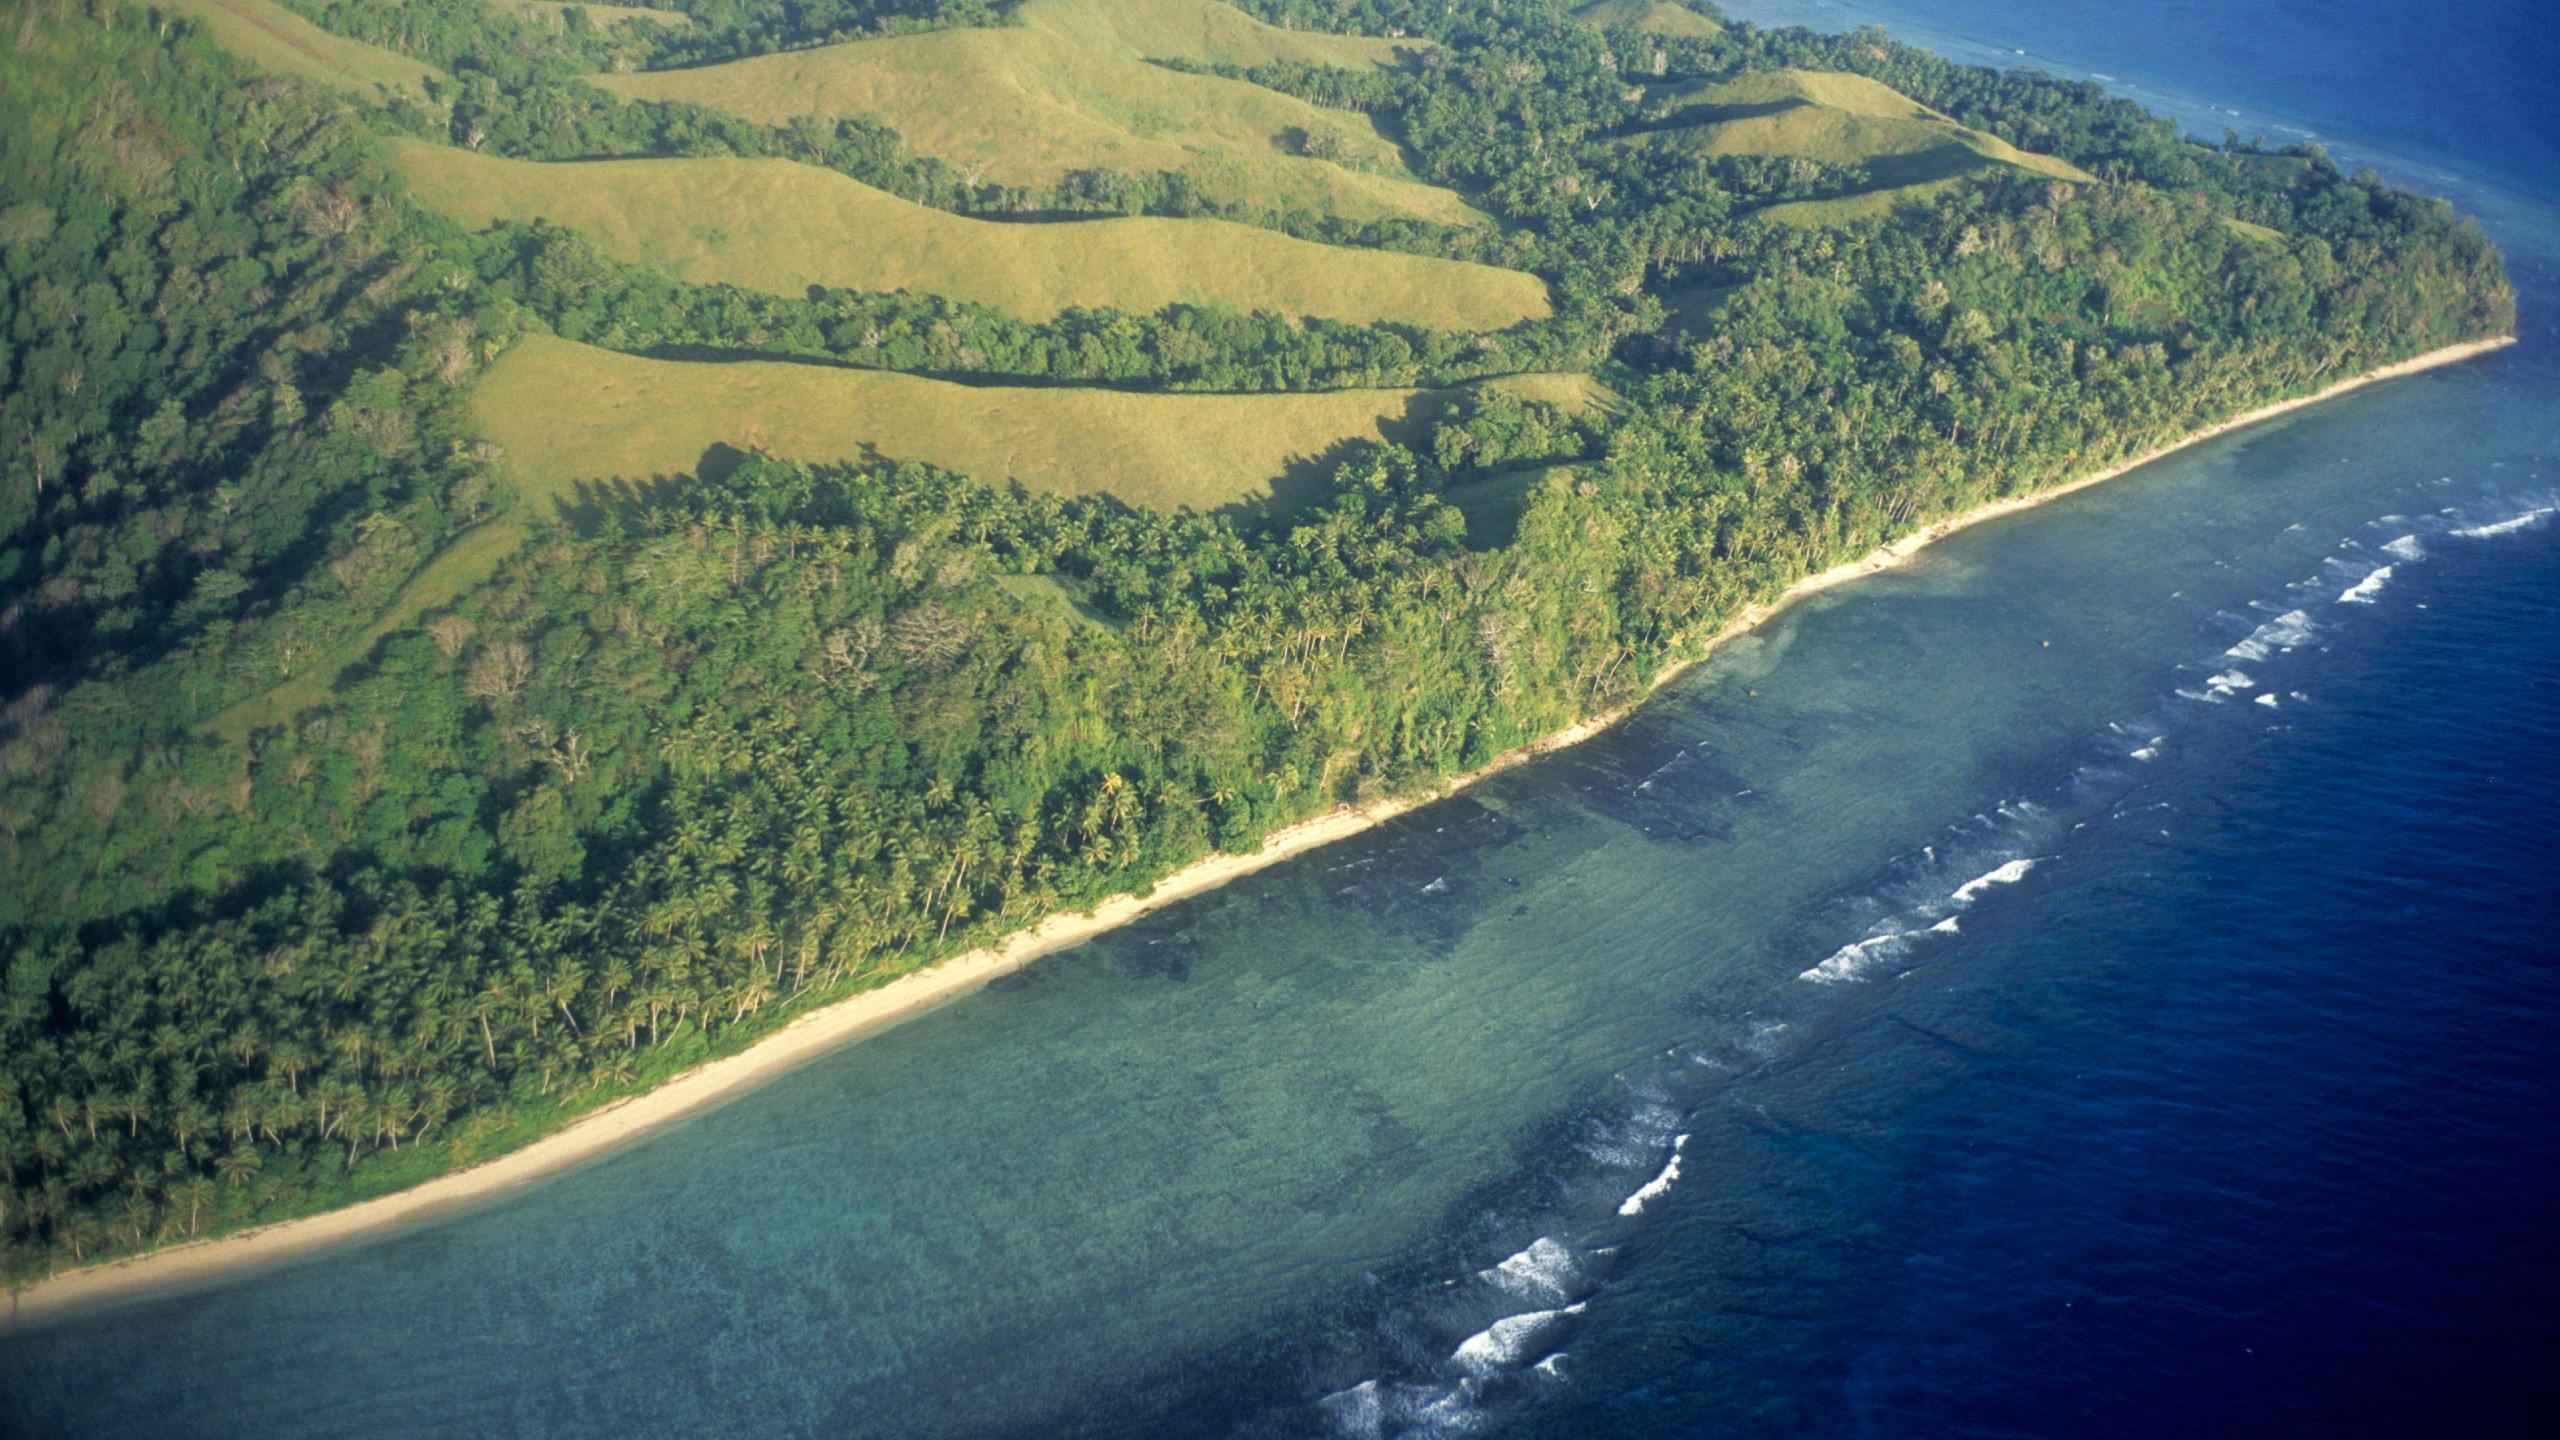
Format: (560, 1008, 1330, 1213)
(473, 335, 1599, 515)
(1441, 463, 1576, 548)
(501, 1, 692, 29)
(597, 27, 1482, 226)
(1573, 0, 1723, 38)
(394, 145, 1551, 328)
(1632, 68, 2095, 221)
(161, 0, 445, 100)
(1016, 0, 1419, 69)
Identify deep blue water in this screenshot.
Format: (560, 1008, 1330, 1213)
(4, 3, 2556, 1437)
(1513, 473, 2560, 1439)
(1522, 2, 2560, 1436)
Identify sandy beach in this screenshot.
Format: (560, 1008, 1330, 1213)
(4, 333, 2512, 1332)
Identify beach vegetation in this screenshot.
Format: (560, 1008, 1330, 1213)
(0, 0, 2513, 1285)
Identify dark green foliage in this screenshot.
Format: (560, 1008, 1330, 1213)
(472, 221, 1604, 388)
(0, 0, 2512, 1282)
(0, 10, 502, 708)
(284, 0, 1017, 72)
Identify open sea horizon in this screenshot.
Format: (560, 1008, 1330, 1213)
(5, 2, 2554, 1436)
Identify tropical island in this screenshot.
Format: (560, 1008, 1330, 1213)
(0, 0, 2512, 1309)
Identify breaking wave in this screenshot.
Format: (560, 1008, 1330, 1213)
(2339, 563, 2396, 603)
(2226, 609, 2318, 660)
(1304, 482, 2556, 1439)
(1617, 1135, 1687, 1217)
(1453, 1303, 1586, 1377)
(1481, 1237, 1583, 1306)
(1799, 850, 2046, 984)
(2453, 503, 2555, 539)
(1952, 858, 2038, 904)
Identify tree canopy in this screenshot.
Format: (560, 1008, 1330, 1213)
(0, 0, 2510, 1281)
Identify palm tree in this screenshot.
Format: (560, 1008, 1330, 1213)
(268, 1040, 313, 1096)
(59, 1211, 102, 1263)
(115, 1194, 156, 1248)
(215, 1148, 262, 1188)
(171, 1176, 218, 1237)
(65, 1149, 118, 1199)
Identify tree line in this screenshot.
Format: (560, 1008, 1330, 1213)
(0, 0, 2511, 1280)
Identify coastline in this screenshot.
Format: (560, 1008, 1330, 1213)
(4, 333, 2513, 1332)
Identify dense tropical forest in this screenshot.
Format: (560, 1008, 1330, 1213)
(0, 0, 2511, 1280)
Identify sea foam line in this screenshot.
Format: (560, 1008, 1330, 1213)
(1951, 857, 2038, 904)
(1799, 931, 1912, 984)
(1799, 852, 2040, 984)
(1617, 1135, 1687, 1216)
(2338, 563, 2395, 603)
(1481, 1236, 1583, 1306)
(2226, 609, 2318, 660)
(1453, 1303, 1588, 1377)
(2454, 504, 2556, 539)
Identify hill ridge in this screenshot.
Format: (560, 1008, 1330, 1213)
(596, 23, 1481, 227)
(394, 144, 1550, 329)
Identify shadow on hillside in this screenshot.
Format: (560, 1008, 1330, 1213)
(1859, 144, 1996, 190)
(554, 466, 711, 535)
(1439, 466, 1561, 549)
(1251, 388, 1465, 522)
(539, 391, 1479, 535)
(639, 343, 1204, 394)
(1624, 94, 1803, 133)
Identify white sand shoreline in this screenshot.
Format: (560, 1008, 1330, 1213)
(4, 334, 2512, 1331)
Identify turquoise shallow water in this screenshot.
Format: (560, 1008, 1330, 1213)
(7, 5, 2558, 1436)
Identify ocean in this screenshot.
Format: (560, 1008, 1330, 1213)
(5, 1, 2554, 1436)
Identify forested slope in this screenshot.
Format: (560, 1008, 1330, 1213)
(0, 0, 2510, 1280)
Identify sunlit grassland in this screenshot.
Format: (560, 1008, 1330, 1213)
(472, 335, 1608, 517)
(206, 352, 1608, 737)
(1012, 0, 1420, 69)
(393, 145, 1551, 329)
(597, 25, 1484, 227)
(1572, 0, 1723, 38)
(499, 1, 692, 30)
(1630, 69, 2096, 223)
(161, 0, 444, 100)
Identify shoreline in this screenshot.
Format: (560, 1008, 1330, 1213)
(4, 333, 2513, 1332)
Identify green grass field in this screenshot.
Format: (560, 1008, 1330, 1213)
(1441, 465, 1574, 549)
(1656, 281, 1739, 339)
(500, 1, 691, 30)
(393, 145, 1549, 329)
(162, 0, 444, 100)
(598, 26, 1483, 227)
(1573, 0, 1723, 38)
(995, 573, 1120, 631)
(472, 335, 1600, 516)
(1012, 0, 1419, 69)
(1630, 69, 2094, 222)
